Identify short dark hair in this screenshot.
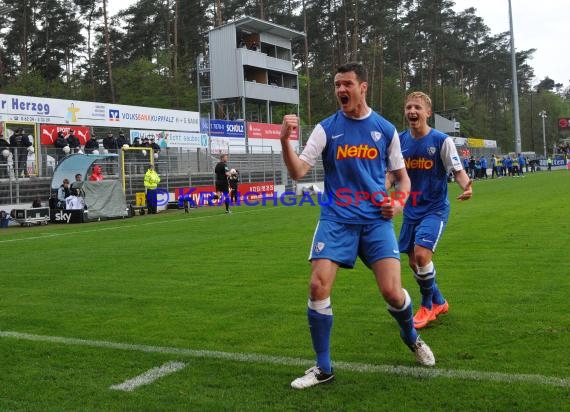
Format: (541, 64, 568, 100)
(337, 62, 367, 83)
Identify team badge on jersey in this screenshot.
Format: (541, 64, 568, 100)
(370, 131, 382, 142)
(427, 146, 436, 156)
(313, 242, 325, 253)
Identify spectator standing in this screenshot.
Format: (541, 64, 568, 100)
(54, 131, 68, 163)
(491, 155, 498, 178)
(116, 131, 128, 148)
(480, 156, 488, 179)
(517, 153, 525, 176)
(84, 135, 99, 154)
(102, 131, 118, 153)
(504, 155, 513, 176)
(10, 128, 32, 177)
(102, 132, 118, 174)
(0, 135, 9, 178)
(474, 158, 481, 179)
(281, 63, 434, 390)
(468, 156, 476, 179)
(143, 164, 160, 214)
(67, 129, 81, 153)
(511, 157, 519, 177)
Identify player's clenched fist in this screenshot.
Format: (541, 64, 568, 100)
(281, 114, 298, 140)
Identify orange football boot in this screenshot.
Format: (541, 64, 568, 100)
(413, 306, 436, 329)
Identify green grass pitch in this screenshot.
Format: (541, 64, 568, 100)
(1, 170, 569, 410)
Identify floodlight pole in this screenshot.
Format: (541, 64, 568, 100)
(197, 53, 203, 115)
(508, 0, 522, 153)
(539, 110, 547, 157)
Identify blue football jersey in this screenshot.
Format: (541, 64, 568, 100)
(300, 110, 404, 223)
(399, 128, 462, 220)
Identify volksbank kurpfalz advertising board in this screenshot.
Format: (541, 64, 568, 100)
(130, 129, 207, 150)
(0, 93, 199, 132)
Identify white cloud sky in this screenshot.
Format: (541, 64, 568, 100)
(452, 0, 568, 87)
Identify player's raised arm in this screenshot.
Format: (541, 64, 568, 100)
(280, 114, 311, 180)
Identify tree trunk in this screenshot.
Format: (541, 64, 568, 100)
(102, 0, 115, 103)
(173, 0, 178, 76)
(302, 0, 311, 128)
(215, 0, 222, 27)
(88, 3, 96, 101)
(351, 0, 358, 61)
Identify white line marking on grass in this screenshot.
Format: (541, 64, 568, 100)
(110, 361, 186, 392)
(2, 330, 569, 388)
(0, 206, 279, 244)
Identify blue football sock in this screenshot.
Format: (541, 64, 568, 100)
(432, 281, 446, 305)
(415, 262, 436, 309)
(307, 298, 333, 373)
(387, 289, 418, 346)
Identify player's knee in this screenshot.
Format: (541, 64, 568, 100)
(309, 280, 324, 299)
(414, 250, 431, 267)
(381, 286, 402, 307)
(309, 276, 332, 300)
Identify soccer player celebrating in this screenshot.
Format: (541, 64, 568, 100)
(397, 92, 472, 329)
(280, 63, 435, 390)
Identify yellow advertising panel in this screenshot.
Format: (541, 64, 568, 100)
(467, 138, 485, 148)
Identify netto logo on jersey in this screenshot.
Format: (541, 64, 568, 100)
(405, 157, 434, 170)
(336, 144, 378, 160)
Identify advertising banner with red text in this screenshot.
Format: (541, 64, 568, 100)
(40, 124, 91, 145)
(247, 122, 298, 140)
(175, 182, 275, 207)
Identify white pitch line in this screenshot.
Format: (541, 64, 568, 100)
(1, 330, 568, 388)
(110, 361, 186, 392)
(0, 206, 278, 244)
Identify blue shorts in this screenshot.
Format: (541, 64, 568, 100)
(398, 214, 447, 254)
(309, 219, 400, 268)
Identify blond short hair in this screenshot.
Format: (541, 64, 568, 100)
(406, 91, 432, 110)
